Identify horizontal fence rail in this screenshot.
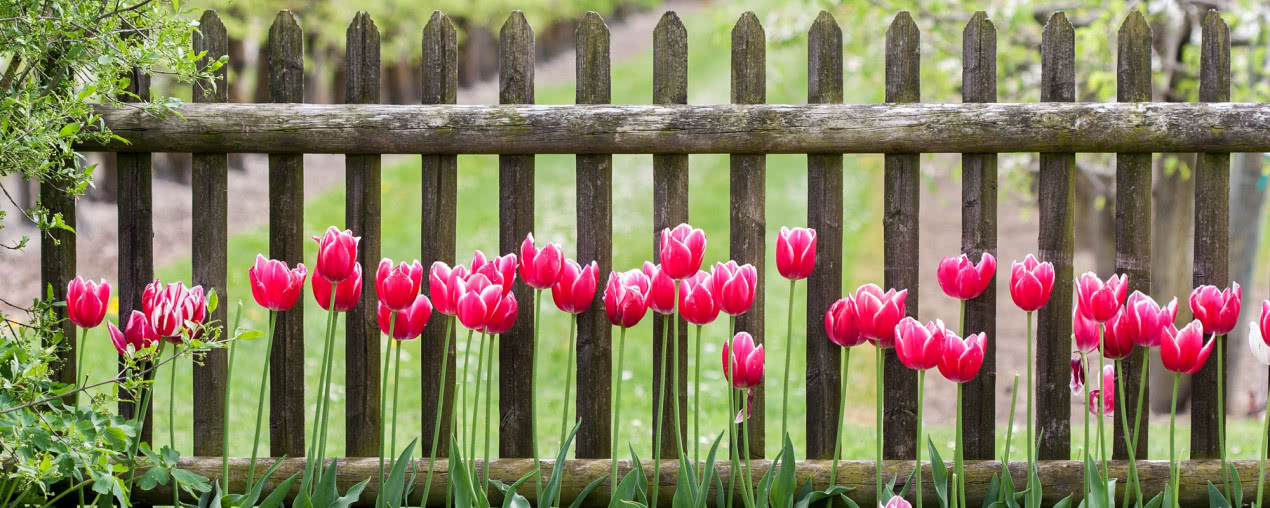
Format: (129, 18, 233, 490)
(82, 102, 1270, 154)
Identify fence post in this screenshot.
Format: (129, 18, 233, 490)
(1190, 10, 1230, 460)
(191, 9, 229, 457)
(730, 10, 767, 458)
(116, 64, 152, 444)
(267, 10, 306, 457)
(959, 11, 998, 461)
(651, 11, 689, 461)
(344, 11, 382, 458)
(420, 9, 459, 464)
(575, 11, 614, 461)
(805, 10, 843, 462)
(1113, 10, 1152, 461)
(1035, 12, 1076, 461)
(883, 11, 919, 461)
(498, 10, 535, 460)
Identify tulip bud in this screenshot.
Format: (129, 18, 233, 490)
(312, 226, 360, 283)
(67, 276, 110, 329)
(824, 297, 865, 348)
(1009, 254, 1054, 312)
(658, 224, 707, 280)
(776, 227, 816, 280)
(642, 262, 677, 315)
(1249, 321, 1270, 366)
(881, 496, 913, 508)
(1102, 309, 1135, 360)
(1070, 352, 1085, 396)
(520, 233, 565, 290)
(936, 252, 995, 301)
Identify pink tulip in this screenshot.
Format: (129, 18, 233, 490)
(642, 262, 677, 315)
(1073, 306, 1100, 353)
(603, 269, 651, 328)
(376, 294, 433, 340)
(1260, 301, 1270, 348)
(1009, 254, 1055, 312)
(472, 250, 517, 296)
(312, 263, 363, 312)
(376, 258, 423, 312)
(1160, 320, 1214, 375)
(1087, 364, 1115, 416)
(722, 331, 764, 389)
(711, 261, 757, 316)
(456, 274, 502, 331)
(938, 332, 985, 383)
(1189, 283, 1241, 336)
(428, 262, 468, 316)
(552, 259, 599, 315)
(880, 496, 913, 508)
(520, 233, 564, 290)
(854, 284, 907, 348)
(1101, 309, 1135, 360)
(937, 252, 996, 301)
(312, 226, 360, 283)
(824, 297, 866, 348)
(776, 226, 816, 280)
(678, 270, 719, 326)
(108, 310, 160, 358)
(144, 280, 207, 341)
(1070, 352, 1085, 395)
(658, 224, 707, 280)
(893, 317, 948, 371)
(1109, 291, 1176, 349)
(248, 255, 307, 311)
(66, 276, 110, 329)
(483, 291, 518, 335)
(1075, 272, 1128, 323)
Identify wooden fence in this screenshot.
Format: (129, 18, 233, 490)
(47, 6, 1270, 507)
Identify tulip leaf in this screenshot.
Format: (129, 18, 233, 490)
(489, 469, 536, 508)
(380, 439, 418, 508)
(754, 446, 779, 508)
(238, 455, 290, 508)
(196, 481, 221, 508)
(980, 474, 1001, 508)
(541, 419, 582, 508)
(1052, 494, 1074, 508)
(568, 475, 609, 508)
(715, 471, 730, 508)
(258, 473, 301, 508)
(674, 447, 699, 507)
(612, 445, 649, 505)
(1143, 491, 1165, 508)
(1228, 463, 1244, 508)
(1208, 482, 1233, 508)
(769, 434, 797, 508)
(696, 432, 725, 508)
(449, 434, 478, 508)
(794, 485, 854, 508)
(927, 437, 949, 508)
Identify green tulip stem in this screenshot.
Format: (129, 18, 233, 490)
(483, 336, 495, 489)
(652, 315, 668, 508)
(531, 289, 543, 498)
(1116, 357, 1140, 508)
(780, 279, 796, 446)
(316, 312, 341, 477)
(1025, 310, 1034, 501)
(377, 313, 397, 508)
(672, 283, 684, 457)
(694, 323, 703, 471)
(915, 369, 926, 508)
(77, 327, 88, 390)
(459, 329, 476, 455)
(1256, 385, 1269, 508)
(221, 302, 242, 492)
(560, 316, 578, 448)
(831, 346, 850, 488)
(1081, 350, 1089, 497)
(1129, 347, 1148, 505)
(470, 332, 487, 477)
(875, 344, 885, 502)
(390, 335, 404, 460)
(124, 341, 162, 496)
(955, 382, 964, 508)
(304, 293, 338, 493)
(725, 326, 739, 508)
(247, 311, 278, 488)
(421, 315, 454, 508)
(741, 388, 757, 508)
(1170, 373, 1180, 508)
(1097, 323, 1107, 476)
(169, 343, 177, 451)
(1218, 333, 1230, 500)
(610, 326, 628, 494)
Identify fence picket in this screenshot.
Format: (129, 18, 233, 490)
(191, 9, 229, 456)
(1190, 10, 1231, 460)
(575, 11, 615, 461)
(805, 10, 843, 462)
(116, 63, 153, 444)
(883, 11, 919, 461)
(267, 10, 307, 457)
(651, 10, 690, 460)
(1035, 11, 1076, 461)
(1113, 10, 1152, 461)
(344, 11, 382, 458)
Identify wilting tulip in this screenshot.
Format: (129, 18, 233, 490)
(1160, 320, 1214, 375)
(248, 255, 307, 311)
(67, 276, 110, 329)
(313, 226, 360, 283)
(376, 295, 433, 340)
(472, 250, 517, 296)
(710, 261, 757, 316)
(1109, 291, 1176, 348)
(937, 252, 996, 301)
(938, 332, 985, 383)
(642, 262, 677, 315)
(893, 317, 948, 371)
(376, 258, 423, 312)
(1189, 283, 1241, 336)
(678, 271, 719, 326)
(855, 284, 908, 348)
(603, 269, 651, 328)
(552, 260, 599, 314)
(776, 227, 816, 280)
(428, 262, 467, 316)
(456, 274, 502, 331)
(108, 310, 160, 358)
(1101, 310, 1136, 360)
(824, 297, 865, 348)
(659, 224, 707, 280)
(880, 497, 913, 508)
(312, 263, 363, 312)
(520, 233, 564, 290)
(1073, 306, 1100, 353)
(722, 331, 765, 389)
(1087, 364, 1115, 416)
(1010, 254, 1055, 312)
(1076, 272, 1128, 323)
(483, 291, 518, 335)
(1070, 352, 1085, 395)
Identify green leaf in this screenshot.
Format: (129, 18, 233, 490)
(612, 445, 648, 505)
(927, 437, 949, 508)
(567, 475, 609, 508)
(380, 439, 418, 508)
(1208, 482, 1233, 508)
(331, 478, 370, 508)
(58, 122, 82, 138)
(794, 485, 854, 508)
(673, 447, 699, 507)
(1143, 491, 1165, 508)
(1052, 494, 1074, 508)
(490, 469, 536, 508)
(172, 468, 214, 495)
(450, 435, 478, 508)
(541, 419, 583, 508)
(197, 480, 222, 508)
(770, 434, 797, 508)
(238, 330, 266, 341)
(696, 433, 725, 508)
(981, 474, 1001, 508)
(207, 289, 219, 313)
(137, 464, 170, 490)
(240, 455, 291, 508)
(1228, 463, 1244, 508)
(754, 449, 778, 508)
(259, 473, 301, 508)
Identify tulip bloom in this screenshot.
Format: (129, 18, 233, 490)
(881, 497, 913, 508)
(471, 250, 517, 296)
(678, 271, 719, 326)
(855, 284, 908, 348)
(1101, 310, 1136, 360)
(603, 269, 651, 328)
(939, 332, 985, 383)
(456, 274, 503, 331)
(1073, 307, 1100, 353)
(642, 262, 677, 315)
(483, 291, 518, 335)
(1161, 320, 1213, 375)
(892, 316, 945, 508)
(428, 262, 468, 316)
(1109, 291, 1176, 348)
(824, 297, 865, 348)
(1087, 365, 1115, 416)
(710, 261, 757, 316)
(519, 233, 564, 290)
(722, 331, 765, 389)
(775, 226, 816, 280)
(552, 260, 599, 314)
(937, 252, 995, 301)
(1190, 283, 1241, 336)
(376, 295, 433, 340)
(248, 255, 307, 311)
(313, 226, 360, 283)
(376, 258, 423, 312)
(144, 280, 207, 341)
(1009, 255, 1054, 312)
(312, 263, 363, 312)
(659, 224, 707, 280)
(1076, 272, 1128, 323)
(108, 310, 160, 358)
(1261, 301, 1270, 348)
(67, 276, 110, 329)
(1251, 321, 1270, 508)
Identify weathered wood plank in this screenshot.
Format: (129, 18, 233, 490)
(651, 10, 689, 460)
(883, 11, 919, 461)
(191, 9, 229, 457)
(498, 10, 535, 459)
(731, 10, 767, 458)
(267, 10, 306, 457)
(343, 11, 382, 458)
(1035, 11, 1076, 461)
(960, 11, 997, 461)
(1113, 10, 1152, 461)
(805, 9, 843, 461)
(420, 9, 458, 461)
(575, 11, 613, 461)
(1190, 10, 1230, 460)
(116, 62, 153, 445)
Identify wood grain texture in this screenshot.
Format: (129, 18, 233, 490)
(267, 10, 306, 457)
(419, 9, 458, 460)
(1113, 10, 1152, 461)
(651, 10, 689, 459)
(575, 11, 614, 461)
(497, 10, 535, 459)
(1035, 11, 1076, 460)
(804, 9, 843, 461)
(116, 61, 153, 444)
(191, 9, 229, 457)
(343, 11, 382, 458)
(1190, 10, 1230, 460)
(731, 10, 767, 457)
(883, 11, 919, 461)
